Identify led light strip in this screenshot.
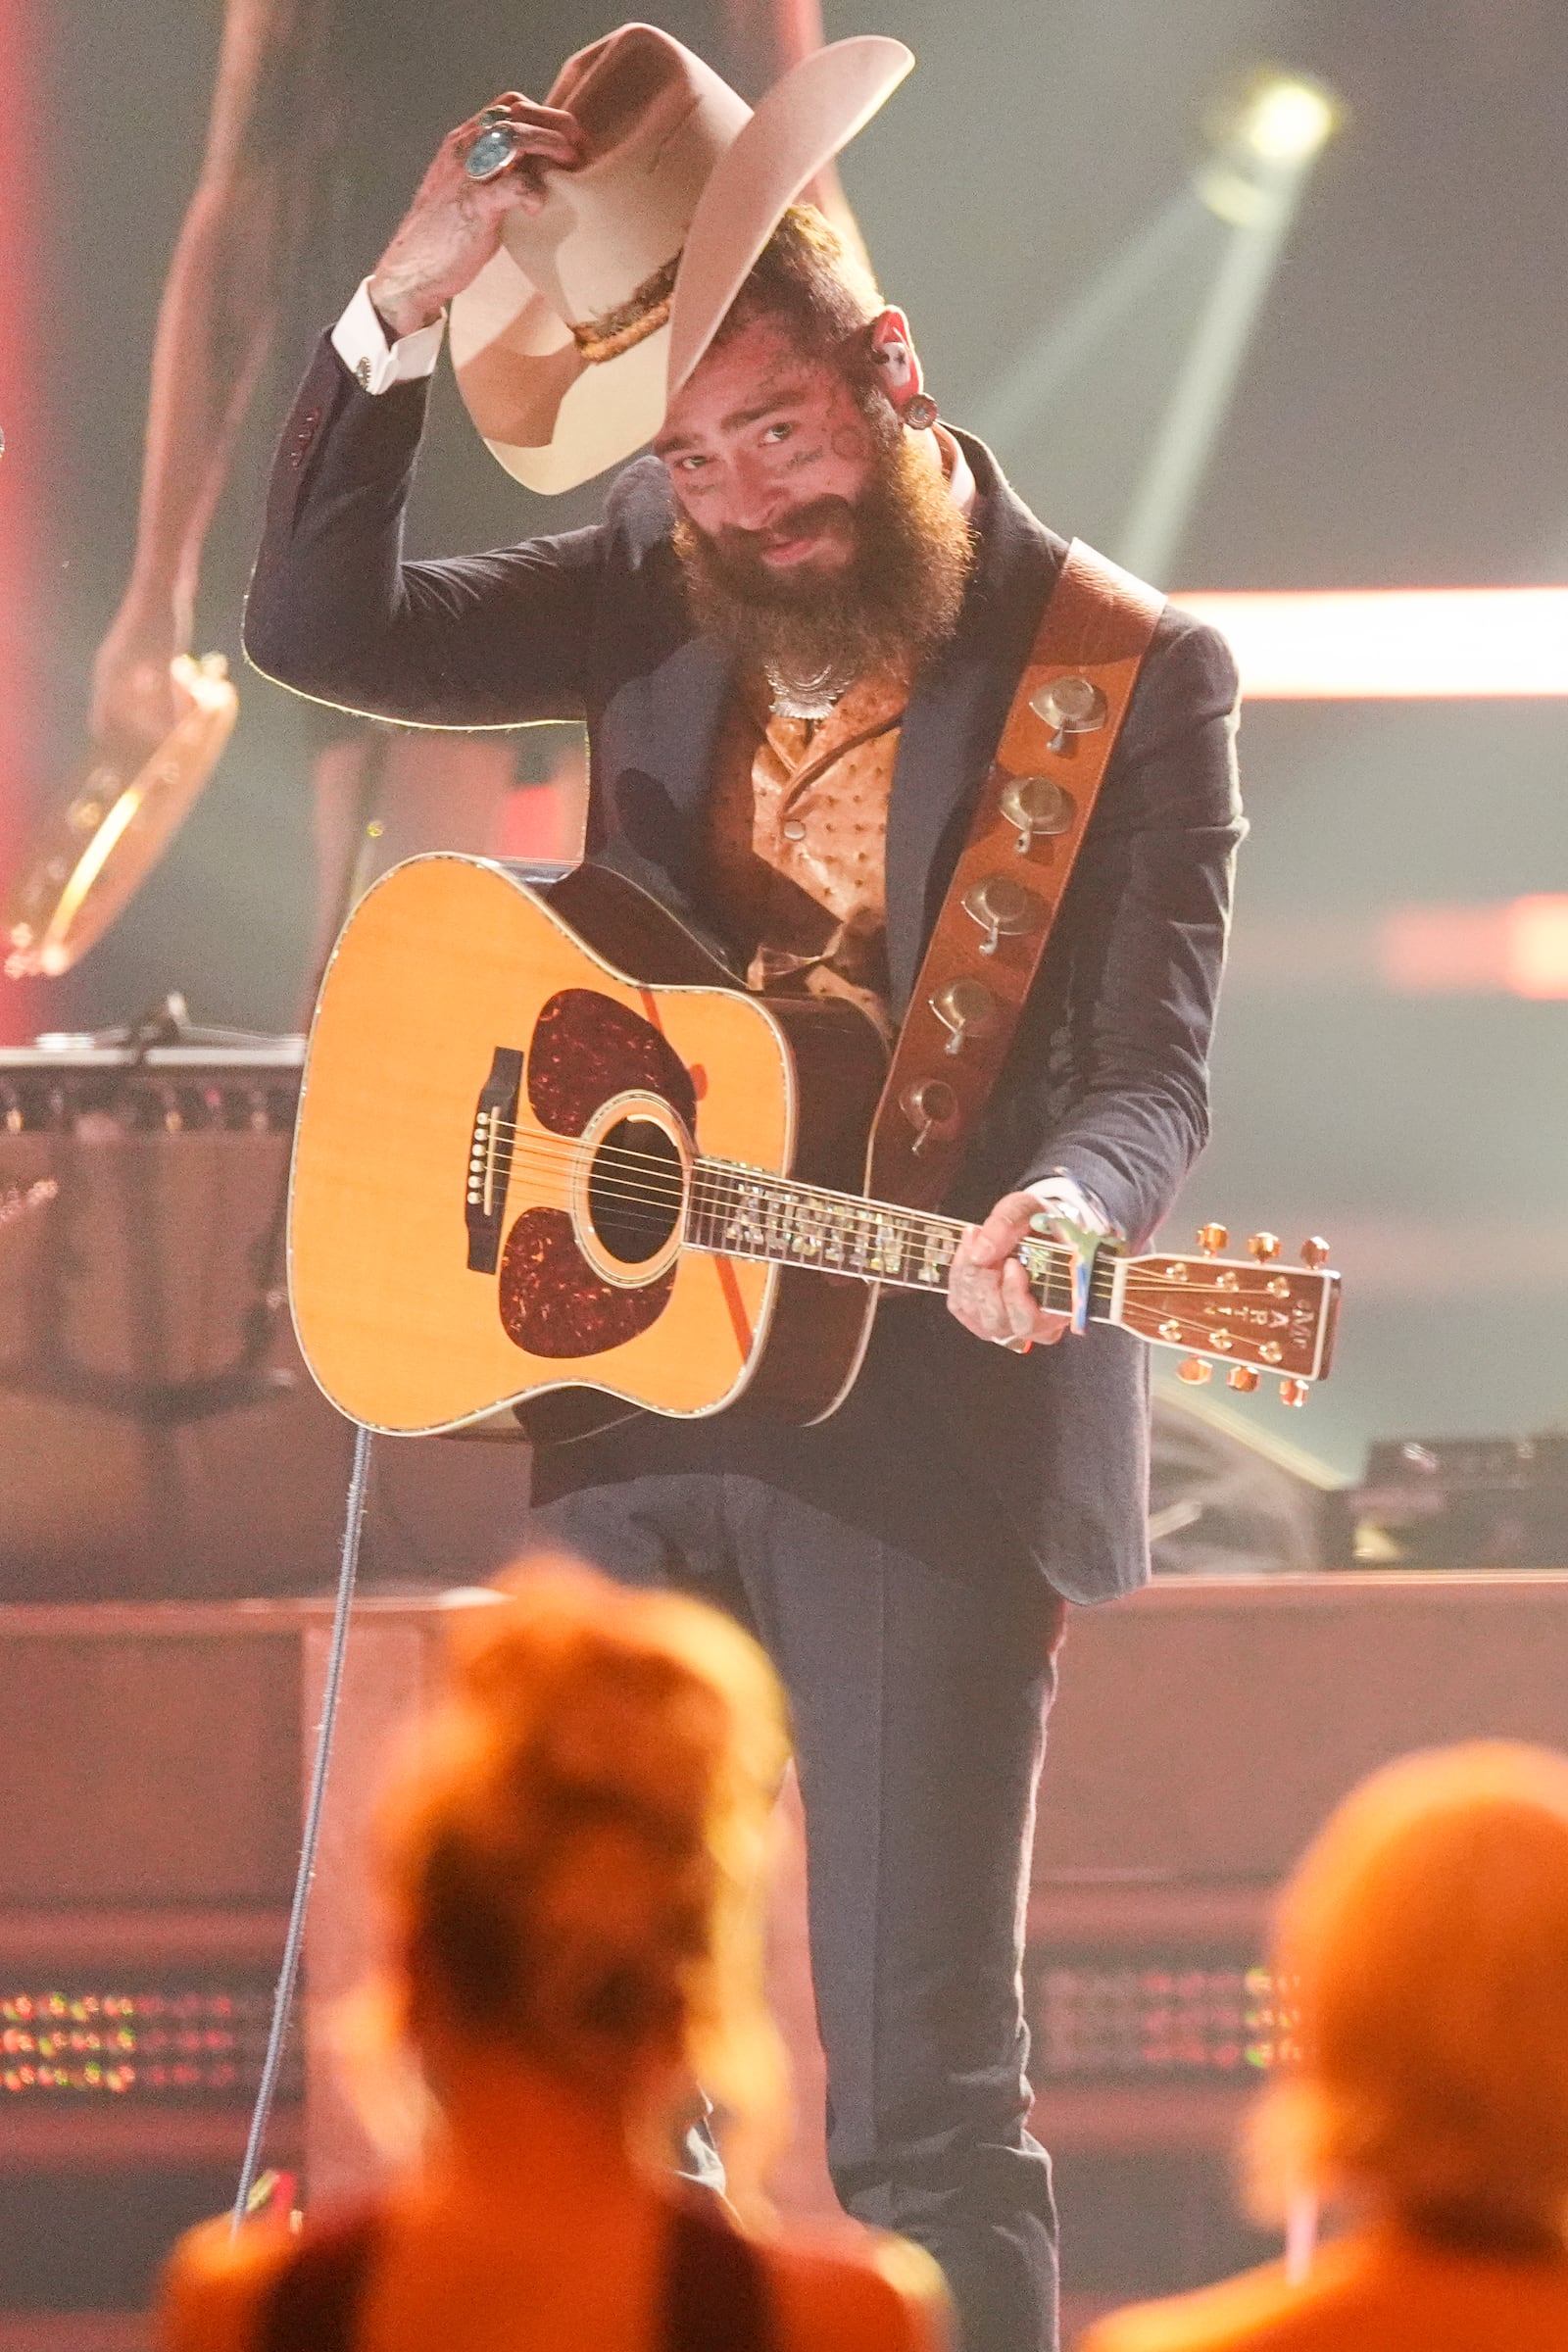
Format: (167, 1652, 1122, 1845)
(1175, 587, 1568, 698)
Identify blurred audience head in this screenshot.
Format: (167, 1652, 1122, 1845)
(367, 1558, 791, 2180)
(1250, 1740, 1568, 2251)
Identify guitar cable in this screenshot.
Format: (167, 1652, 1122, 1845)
(230, 741, 397, 2227)
(230, 1419, 375, 2231)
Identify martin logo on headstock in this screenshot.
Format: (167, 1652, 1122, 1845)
(1107, 1225, 1340, 1406)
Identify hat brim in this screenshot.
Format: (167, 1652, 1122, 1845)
(456, 34, 912, 495)
(666, 36, 912, 397)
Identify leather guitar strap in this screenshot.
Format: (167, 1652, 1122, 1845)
(867, 538, 1165, 1211)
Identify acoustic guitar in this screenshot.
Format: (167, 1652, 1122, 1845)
(288, 856, 1340, 1438)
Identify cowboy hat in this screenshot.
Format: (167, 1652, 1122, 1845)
(448, 24, 912, 494)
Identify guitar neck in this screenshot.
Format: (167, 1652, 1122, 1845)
(686, 1157, 1112, 1319)
(683, 1157, 1340, 1393)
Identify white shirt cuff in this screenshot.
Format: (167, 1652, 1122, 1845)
(1025, 1175, 1110, 1233)
(331, 278, 445, 394)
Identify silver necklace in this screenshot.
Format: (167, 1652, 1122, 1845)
(764, 660, 854, 722)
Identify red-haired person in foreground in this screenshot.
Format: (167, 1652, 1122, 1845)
(158, 1562, 947, 2352)
(1083, 1740, 1568, 2352)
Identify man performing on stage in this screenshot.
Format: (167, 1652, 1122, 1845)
(245, 28, 1244, 2350)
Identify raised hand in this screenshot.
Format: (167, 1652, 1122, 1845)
(368, 94, 585, 339)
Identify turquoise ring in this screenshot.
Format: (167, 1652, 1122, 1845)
(464, 122, 522, 181)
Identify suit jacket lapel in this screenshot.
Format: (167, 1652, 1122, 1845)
(884, 435, 1063, 1016)
(626, 629, 736, 838)
(590, 455, 732, 864)
(589, 453, 737, 942)
(593, 619, 737, 964)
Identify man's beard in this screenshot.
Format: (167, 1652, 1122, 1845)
(671, 419, 976, 694)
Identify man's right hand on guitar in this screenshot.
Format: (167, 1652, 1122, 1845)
(368, 93, 586, 339)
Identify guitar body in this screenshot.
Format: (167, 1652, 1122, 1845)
(288, 856, 888, 1437)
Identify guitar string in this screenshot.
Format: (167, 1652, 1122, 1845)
(471, 1122, 1309, 1285)
(473, 1139, 1070, 1294)
(483, 1190, 1271, 1341)
(468, 1156, 1294, 1342)
(464, 1126, 1316, 1323)
(472, 1134, 1058, 1275)
(471, 1123, 1013, 1249)
(469, 1136, 1298, 1311)
(467, 1134, 1301, 1308)
(476, 1120, 1122, 1269)
(474, 1144, 971, 1262)
(479, 1112, 1053, 1217)
(465, 1151, 1303, 1344)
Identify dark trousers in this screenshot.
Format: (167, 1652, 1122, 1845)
(528, 1307, 1067, 2352)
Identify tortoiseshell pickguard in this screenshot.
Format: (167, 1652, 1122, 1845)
(499, 988, 693, 1359)
(526, 988, 697, 1137)
(498, 1209, 675, 1357)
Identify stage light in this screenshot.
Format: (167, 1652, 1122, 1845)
(1228, 900, 1568, 1002)
(1236, 74, 1341, 166)
(1198, 68, 1345, 220)
(1118, 67, 1344, 579)
(1377, 899, 1568, 1000)
(973, 193, 1206, 457)
(1506, 898, 1568, 1001)
(1172, 588, 1568, 698)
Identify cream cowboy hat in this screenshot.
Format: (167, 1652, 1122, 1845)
(448, 23, 912, 494)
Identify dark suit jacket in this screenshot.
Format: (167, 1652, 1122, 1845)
(245, 335, 1245, 1602)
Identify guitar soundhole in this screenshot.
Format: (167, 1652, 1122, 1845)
(587, 1118, 684, 1265)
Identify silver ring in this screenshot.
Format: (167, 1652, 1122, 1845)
(465, 122, 522, 181)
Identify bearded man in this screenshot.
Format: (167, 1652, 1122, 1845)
(245, 29, 1244, 2352)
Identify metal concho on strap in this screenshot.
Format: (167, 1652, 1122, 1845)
(867, 539, 1164, 1211)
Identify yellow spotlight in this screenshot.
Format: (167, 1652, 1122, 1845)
(1239, 74, 1341, 164)
(1198, 67, 1345, 221)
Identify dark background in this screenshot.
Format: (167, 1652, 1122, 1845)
(17, 0, 1568, 1480)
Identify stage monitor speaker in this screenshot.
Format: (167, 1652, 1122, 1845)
(0, 1045, 530, 1599)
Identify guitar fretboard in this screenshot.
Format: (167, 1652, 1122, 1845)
(685, 1159, 1118, 1317)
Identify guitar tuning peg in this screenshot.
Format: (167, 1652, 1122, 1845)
(1279, 1378, 1310, 1407)
(1227, 1365, 1261, 1394)
(1177, 1356, 1213, 1385)
(1247, 1232, 1280, 1262)
(1195, 1223, 1228, 1254)
(1300, 1237, 1331, 1269)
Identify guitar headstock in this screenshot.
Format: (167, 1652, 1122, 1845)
(1110, 1226, 1340, 1403)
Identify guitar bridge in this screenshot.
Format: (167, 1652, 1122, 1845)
(466, 1048, 523, 1274)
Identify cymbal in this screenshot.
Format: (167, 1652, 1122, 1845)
(4, 654, 239, 980)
